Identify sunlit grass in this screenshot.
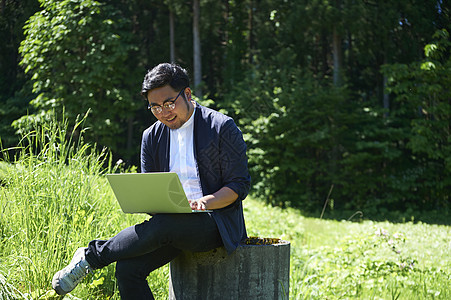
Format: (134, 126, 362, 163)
(1, 117, 450, 299)
(245, 198, 450, 299)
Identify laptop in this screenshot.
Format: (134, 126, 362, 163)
(106, 172, 212, 214)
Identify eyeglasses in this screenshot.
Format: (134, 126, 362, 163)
(148, 88, 186, 115)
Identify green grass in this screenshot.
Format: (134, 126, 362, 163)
(245, 200, 450, 299)
(0, 118, 450, 299)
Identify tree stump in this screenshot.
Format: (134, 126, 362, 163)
(168, 238, 290, 299)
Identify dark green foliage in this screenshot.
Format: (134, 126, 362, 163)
(223, 61, 357, 212)
(1, 0, 449, 221)
(0, 0, 40, 147)
(17, 0, 138, 156)
(382, 28, 451, 213)
(222, 31, 450, 220)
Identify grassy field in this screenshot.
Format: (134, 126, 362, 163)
(246, 200, 450, 299)
(0, 120, 450, 299)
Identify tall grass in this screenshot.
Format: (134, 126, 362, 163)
(1, 117, 450, 299)
(0, 116, 164, 299)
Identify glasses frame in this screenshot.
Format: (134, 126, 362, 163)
(148, 88, 186, 115)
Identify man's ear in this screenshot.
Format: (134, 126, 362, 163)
(185, 87, 192, 100)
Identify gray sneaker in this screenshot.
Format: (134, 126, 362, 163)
(52, 247, 92, 295)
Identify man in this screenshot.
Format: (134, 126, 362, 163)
(52, 63, 251, 299)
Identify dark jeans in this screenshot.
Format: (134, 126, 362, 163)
(85, 213, 223, 300)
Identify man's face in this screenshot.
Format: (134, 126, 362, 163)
(147, 85, 194, 130)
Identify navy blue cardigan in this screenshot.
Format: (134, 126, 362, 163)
(140, 104, 251, 254)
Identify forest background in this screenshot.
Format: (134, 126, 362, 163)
(0, 0, 450, 223)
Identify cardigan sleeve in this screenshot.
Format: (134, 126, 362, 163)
(218, 119, 251, 201)
(140, 127, 154, 173)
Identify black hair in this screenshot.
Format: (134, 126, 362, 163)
(141, 63, 189, 99)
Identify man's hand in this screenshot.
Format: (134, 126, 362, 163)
(188, 187, 239, 211)
(189, 199, 207, 211)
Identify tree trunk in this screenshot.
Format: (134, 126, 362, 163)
(169, 240, 290, 299)
(383, 59, 390, 117)
(248, 0, 254, 64)
(332, 26, 343, 86)
(169, 10, 175, 63)
(332, 0, 343, 86)
(193, 0, 202, 98)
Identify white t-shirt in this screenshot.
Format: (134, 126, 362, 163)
(169, 109, 203, 201)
